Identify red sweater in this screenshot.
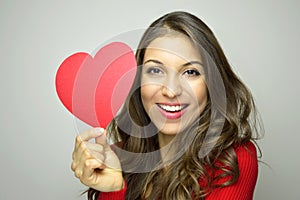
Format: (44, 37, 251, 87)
(98, 141, 258, 200)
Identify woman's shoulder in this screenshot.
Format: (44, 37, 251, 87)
(234, 141, 258, 169)
(233, 141, 258, 188)
(203, 141, 259, 199)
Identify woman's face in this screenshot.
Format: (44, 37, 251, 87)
(141, 35, 208, 135)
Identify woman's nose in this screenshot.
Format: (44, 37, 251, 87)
(161, 76, 183, 98)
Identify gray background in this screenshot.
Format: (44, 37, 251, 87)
(1, 0, 299, 199)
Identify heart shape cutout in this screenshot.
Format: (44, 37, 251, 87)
(55, 42, 137, 128)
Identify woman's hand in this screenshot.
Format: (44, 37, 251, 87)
(71, 128, 124, 192)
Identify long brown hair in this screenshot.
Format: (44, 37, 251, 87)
(87, 11, 261, 199)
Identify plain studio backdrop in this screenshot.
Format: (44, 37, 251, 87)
(0, 0, 299, 199)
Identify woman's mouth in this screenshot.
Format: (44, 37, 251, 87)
(156, 103, 188, 119)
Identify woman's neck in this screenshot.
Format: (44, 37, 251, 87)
(158, 132, 175, 148)
(158, 132, 177, 167)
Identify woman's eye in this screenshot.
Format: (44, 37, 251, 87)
(146, 67, 163, 75)
(183, 69, 201, 76)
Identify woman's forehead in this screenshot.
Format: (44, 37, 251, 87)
(144, 36, 202, 63)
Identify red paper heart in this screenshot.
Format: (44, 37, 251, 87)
(55, 42, 137, 128)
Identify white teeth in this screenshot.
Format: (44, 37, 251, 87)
(159, 104, 183, 112)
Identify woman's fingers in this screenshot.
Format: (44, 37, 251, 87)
(71, 128, 124, 191)
(95, 131, 122, 171)
(73, 128, 105, 161)
(75, 128, 104, 150)
(78, 145, 105, 168)
(81, 159, 104, 184)
(84, 141, 104, 153)
(72, 128, 105, 178)
(95, 129, 110, 150)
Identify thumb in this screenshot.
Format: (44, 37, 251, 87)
(95, 129, 121, 171)
(95, 128, 110, 150)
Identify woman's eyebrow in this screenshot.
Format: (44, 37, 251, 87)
(181, 61, 203, 67)
(143, 59, 163, 65)
(143, 59, 203, 67)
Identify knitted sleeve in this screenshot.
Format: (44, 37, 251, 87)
(97, 181, 127, 200)
(205, 141, 258, 200)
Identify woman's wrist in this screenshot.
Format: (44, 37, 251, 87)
(117, 179, 125, 191)
(101, 175, 125, 192)
(102, 179, 126, 192)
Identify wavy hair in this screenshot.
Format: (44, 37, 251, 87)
(87, 11, 261, 199)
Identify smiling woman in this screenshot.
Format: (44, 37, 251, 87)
(71, 11, 262, 200)
(141, 35, 208, 137)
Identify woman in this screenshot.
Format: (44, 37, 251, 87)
(71, 11, 261, 200)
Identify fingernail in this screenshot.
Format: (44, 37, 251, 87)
(94, 127, 104, 135)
